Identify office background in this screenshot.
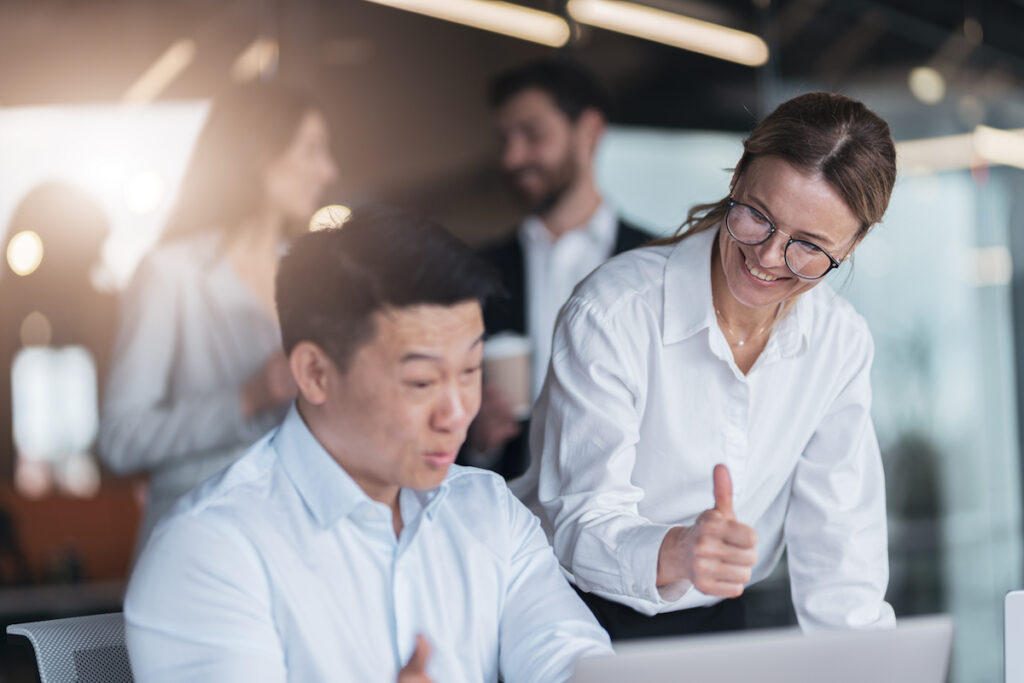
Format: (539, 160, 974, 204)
(2, 1, 1024, 681)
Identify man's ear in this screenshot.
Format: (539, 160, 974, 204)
(289, 341, 333, 405)
(576, 108, 606, 157)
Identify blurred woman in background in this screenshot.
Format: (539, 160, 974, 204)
(101, 82, 338, 549)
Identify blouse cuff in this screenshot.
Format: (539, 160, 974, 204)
(618, 523, 691, 605)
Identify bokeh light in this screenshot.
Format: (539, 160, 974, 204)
(908, 66, 946, 105)
(6, 230, 44, 276)
(309, 204, 352, 231)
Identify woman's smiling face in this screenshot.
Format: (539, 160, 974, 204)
(716, 155, 863, 312)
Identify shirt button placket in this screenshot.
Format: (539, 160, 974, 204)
(725, 380, 750, 499)
(391, 541, 412, 672)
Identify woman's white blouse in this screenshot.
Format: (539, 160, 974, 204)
(517, 228, 896, 630)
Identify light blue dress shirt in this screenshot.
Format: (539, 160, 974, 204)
(125, 405, 611, 682)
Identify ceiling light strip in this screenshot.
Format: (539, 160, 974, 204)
(364, 0, 570, 47)
(567, 0, 769, 67)
(896, 126, 1024, 174)
(123, 39, 196, 104)
(973, 125, 1024, 170)
(232, 37, 280, 82)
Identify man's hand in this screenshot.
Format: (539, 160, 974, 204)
(656, 464, 758, 597)
(241, 351, 298, 417)
(397, 635, 433, 683)
(466, 384, 522, 453)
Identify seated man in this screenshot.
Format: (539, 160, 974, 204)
(124, 211, 611, 682)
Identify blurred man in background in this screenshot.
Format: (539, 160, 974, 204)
(463, 59, 651, 479)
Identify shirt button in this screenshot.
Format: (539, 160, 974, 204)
(632, 584, 640, 593)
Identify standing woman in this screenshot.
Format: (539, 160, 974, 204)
(521, 92, 897, 637)
(101, 83, 338, 548)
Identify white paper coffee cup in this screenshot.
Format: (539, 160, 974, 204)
(483, 333, 532, 420)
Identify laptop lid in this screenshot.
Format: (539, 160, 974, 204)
(1006, 591, 1024, 682)
(572, 615, 953, 683)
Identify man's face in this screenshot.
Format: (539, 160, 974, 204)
(312, 301, 484, 501)
(495, 87, 579, 213)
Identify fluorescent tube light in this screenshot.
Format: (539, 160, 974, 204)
(123, 39, 196, 104)
(896, 126, 1024, 174)
(973, 125, 1024, 171)
(365, 0, 570, 47)
(567, 0, 769, 67)
(896, 132, 975, 174)
(232, 37, 280, 82)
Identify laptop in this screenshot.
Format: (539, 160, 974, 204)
(1006, 591, 1024, 682)
(573, 615, 953, 683)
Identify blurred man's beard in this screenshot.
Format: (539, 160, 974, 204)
(528, 182, 568, 215)
(509, 155, 576, 215)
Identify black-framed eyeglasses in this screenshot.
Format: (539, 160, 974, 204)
(725, 199, 842, 280)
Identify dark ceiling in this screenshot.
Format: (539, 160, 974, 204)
(2, 0, 1024, 238)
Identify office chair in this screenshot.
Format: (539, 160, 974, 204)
(6, 612, 133, 683)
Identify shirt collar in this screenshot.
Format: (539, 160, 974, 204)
(399, 484, 451, 527)
(663, 228, 718, 345)
(662, 227, 812, 357)
(519, 202, 618, 249)
(272, 404, 452, 529)
(770, 290, 811, 359)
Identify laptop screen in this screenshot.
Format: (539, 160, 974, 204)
(573, 615, 953, 683)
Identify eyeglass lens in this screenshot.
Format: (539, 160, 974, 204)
(726, 203, 832, 279)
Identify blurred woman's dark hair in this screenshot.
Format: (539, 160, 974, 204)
(160, 81, 320, 247)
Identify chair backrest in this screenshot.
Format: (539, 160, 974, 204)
(6, 612, 133, 683)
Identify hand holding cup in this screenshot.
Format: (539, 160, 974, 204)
(467, 383, 522, 453)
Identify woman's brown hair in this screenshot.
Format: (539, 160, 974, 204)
(657, 92, 897, 246)
(159, 81, 320, 250)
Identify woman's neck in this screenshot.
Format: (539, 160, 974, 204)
(229, 211, 284, 257)
(225, 211, 286, 319)
(709, 240, 778, 334)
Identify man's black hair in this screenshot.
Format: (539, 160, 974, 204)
(275, 208, 504, 371)
(488, 59, 611, 121)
